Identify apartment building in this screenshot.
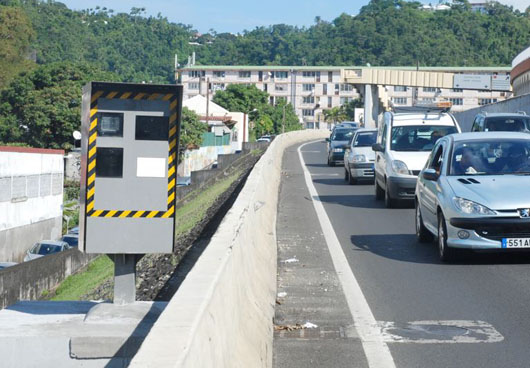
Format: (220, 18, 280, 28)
(178, 66, 511, 128)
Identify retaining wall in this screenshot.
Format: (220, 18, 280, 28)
(130, 130, 328, 368)
(453, 93, 530, 132)
(0, 248, 96, 309)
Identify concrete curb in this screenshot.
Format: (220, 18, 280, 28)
(130, 130, 329, 368)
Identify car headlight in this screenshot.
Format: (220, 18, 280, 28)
(352, 154, 366, 163)
(333, 148, 343, 152)
(453, 197, 496, 215)
(391, 160, 409, 175)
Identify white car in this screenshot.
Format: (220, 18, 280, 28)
(344, 128, 377, 184)
(373, 108, 460, 207)
(24, 240, 70, 262)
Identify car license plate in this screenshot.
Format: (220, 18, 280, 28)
(502, 238, 530, 248)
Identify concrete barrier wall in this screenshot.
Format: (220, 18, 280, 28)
(453, 93, 530, 132)
(130, 130, 328, 368)
(0, 248, 96, 309)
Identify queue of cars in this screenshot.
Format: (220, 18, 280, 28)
(23, 227, 79, 262)
(326, 109, 530, 262)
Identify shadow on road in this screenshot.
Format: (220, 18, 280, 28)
(304, 163, 330, 168)
(318, 194, 387, 209)
(350, 234, 530, 265)
(312, 178, 349, 186)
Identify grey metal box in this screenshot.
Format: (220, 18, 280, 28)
(79, 82, 183, 254)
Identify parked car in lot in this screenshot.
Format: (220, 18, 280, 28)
(257, 135, 271, 142)
(344, 128, 378, 184)
(415, 132, 530, 262)
(326, 126, 357, 166)
(24, 240, 70, 262)
(0, 262, 17, 270)
(373, 108, 460, 207)
(61, 234, 79, 247)
(471, 112, 529, 133)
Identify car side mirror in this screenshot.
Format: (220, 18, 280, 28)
(372, 143, 384, 152)
(422, 168, 439, 181)
(325, 137, 330, 142)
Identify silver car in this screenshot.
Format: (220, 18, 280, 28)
(24, 240, 70, 262)
(415, 132, 530, 262)
(344, 128, 377, 184)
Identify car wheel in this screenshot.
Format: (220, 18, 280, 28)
(438, 212, 458, 262)
(344, 169, 349, 182)
(375, 179, 384, 200)
(416, 201, 433, 243)
(384, 181, 397, 208)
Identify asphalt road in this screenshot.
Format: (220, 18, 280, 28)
(300, 139, 530, 368)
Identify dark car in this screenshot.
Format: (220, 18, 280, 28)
(326, 127, 357, 166)
(61, 234, 79, 247)
(471, 112, 529, 133)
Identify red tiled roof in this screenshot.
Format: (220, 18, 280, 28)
(0, 146, 65, 155)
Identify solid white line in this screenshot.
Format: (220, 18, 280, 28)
(311, 173, 340, 176)
(298, 141, 396, 368)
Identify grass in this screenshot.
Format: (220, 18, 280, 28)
(50, 255, 114, 301)
(49, 169, 244, 301)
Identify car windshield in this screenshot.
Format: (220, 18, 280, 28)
(62, 236, 78, 246)
(353, 131, 377, 147)
(35, 244, 63, 255)
(331, 129, 355, 141)
(450, 139, 530, 176)
(391, 125, 457, 152)
(485, 117, 530, 132)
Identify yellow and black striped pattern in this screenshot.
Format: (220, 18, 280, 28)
(86, 90, 178, 219)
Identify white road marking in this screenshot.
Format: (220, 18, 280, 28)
(298, 141, 396, 368)
(378, 320, 504, 344)
(301, 150, 322, 153)
(311, 173, 340, 176)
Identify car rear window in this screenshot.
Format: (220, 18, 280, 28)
(484, 117, 530, 132)
(331, 129, 355, 141)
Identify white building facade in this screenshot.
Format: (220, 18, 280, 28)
(0, 147, 64, 262)
(178, 66, 511, 129)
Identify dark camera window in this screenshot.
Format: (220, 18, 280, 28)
(96, 147, 123, 178)
(98, 113, 124, 137)
(135, 116, 169, 141)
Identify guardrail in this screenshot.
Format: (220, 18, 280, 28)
(130, 130, 328, 368)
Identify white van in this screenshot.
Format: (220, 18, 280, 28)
(373, 108, 461, 208)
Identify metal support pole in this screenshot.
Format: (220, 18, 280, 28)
(112, 254, 138, 305)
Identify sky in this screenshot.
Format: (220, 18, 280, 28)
(60, 0, 528, 33)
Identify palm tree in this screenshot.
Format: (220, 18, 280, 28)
(323, 107, 346, 124)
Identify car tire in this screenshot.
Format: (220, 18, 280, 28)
(344, 169, 349, 182)
(328, 157, 334, 166)
(416, 201, 434, 243)
(375, 179, 384, 200)
(438, 212, 458, 262)
(347, 168, 356, 185)
(384, 181, 397, 208)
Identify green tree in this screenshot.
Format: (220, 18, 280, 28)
(179, 107, 207, 158)
(212, 84, 268, 115)
(0, 62, 119, 148)
(255, 115, 273, 137)
(341, 98, 363, 121)
(0, 5, 35, 88)
(323, 107, 346, 124)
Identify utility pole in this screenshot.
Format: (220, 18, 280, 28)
(282, 104, 286, 134)
(206, 77, 210, 127)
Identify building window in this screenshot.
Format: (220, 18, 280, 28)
(213, 71, 225, 78)
(323, 84, 327, 95)
(275, 84, 288, 92)
(394, 86, 407, 92)
(328, 71, 333, 82)
(274, 71, 288, 79)
(188, 70, 204, 78)
(335, 84, 339, 95)
(392, 97, 408, 105)
(422, 98, 434, 103)
(328, 96, 332, 108)
(451, 88, 463, 93)
(423, 87, 436, 92)
(340, 97, 353, 105)
(340, 84, 354, 92)
(302, 109, 315, 117)
(212, 83, 225, 91)
(302, 84, 315, 92)
(303, 96, 315, 104)
(302, 71, 316, 77)
(479, 98, 497, 105)
(238, 71, 251, 78)
(188, 82, 200, 90)
(449, 98, 463, 105)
